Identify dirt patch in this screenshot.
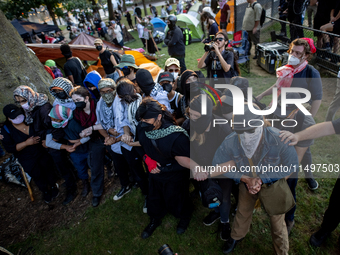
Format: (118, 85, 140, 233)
(0, 155, 119, 248)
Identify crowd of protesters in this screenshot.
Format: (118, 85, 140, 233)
(3, 5, 340, 254)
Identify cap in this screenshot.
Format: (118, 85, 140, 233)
(3, 104, 23, 119)
(45, 59, 56, 67)
(273, 92, 301, 118)
(233, 103, 263, 131)
(158, 72, 174, 83)
(165, 58, 180, 68)
(94, 38, 103, 45)
(110, 20, 116, 24)
(116, 54, 139, 69)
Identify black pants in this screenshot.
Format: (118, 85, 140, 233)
(320, 176, 340, 233)
(24, 152, 57, 193)
(88, 138, 107, 197)
(279, 14, 287, 35)
(147, 172, 191, 221)
(128, 20, 133, 29)
(171, 55, 187, 74)
(118, 147, 148, 195)
(48, 148, 77, 193)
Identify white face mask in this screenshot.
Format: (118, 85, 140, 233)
(21, 102, 30, 110)
(239, 127, 263, 159)
(288, 54, 302, 66)
(173, 72, 179, 80)
(10, 114, 25, 125)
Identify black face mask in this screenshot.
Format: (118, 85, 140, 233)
(75, 101, 86, 109)
(91, 89, 100, 99)
(140, 121, 155, 132)
(56, 91, 68, 100)
(96, 45, 103, 51)
(162, 83, 173, 93)
(122, 68, 131, 76)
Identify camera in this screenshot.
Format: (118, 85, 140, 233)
(158, 244, 174, 255)
(204, 42, 215, 52)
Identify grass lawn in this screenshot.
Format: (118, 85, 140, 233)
(7, 20, 340, 255)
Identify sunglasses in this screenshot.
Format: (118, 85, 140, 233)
(168, 69, 180, 73)
(234, 129, 256, 134)
(214, 38, 224, 42)
(15, 99, 27, 104)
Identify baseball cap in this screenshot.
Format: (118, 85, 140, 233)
(158, 72, 174, 83)
(3, 104, 24, 119)
(94, 38, 103, 45)
(165, 58, 180, 68)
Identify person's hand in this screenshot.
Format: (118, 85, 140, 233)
(80, 127, 92, 138)
(26, 136, 40, 146)
(252, 27, 258, 35)
(65, 145, 76, 153)
(246, 177, 262, 194)
(42, 139, 47, 148)
(150, 167, 161, 174)
(104, 136, 116, 145)
(279, 130, 298, 146)
(0, 130, 3, 140)
(283, 9, 288, 14)
(121, 134, 132, 143)
(72, 141, 82, 150)
(212, 42, 219, 52)
(108, 128, 119, 136)
(144, 154, 161, 173)
(256, 94, 263, 101)
(331, 17, 336, 23)
(194, 171, 208, 181)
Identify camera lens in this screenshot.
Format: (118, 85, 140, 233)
(158, 244, 174, 255)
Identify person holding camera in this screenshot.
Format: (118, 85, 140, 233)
(197, 31, 239, 85)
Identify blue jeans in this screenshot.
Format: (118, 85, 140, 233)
(0, 143, 5, 157)
(70, 152, 89, 180)
(214, 178, 237, 223)
(106, 71, 119, 82)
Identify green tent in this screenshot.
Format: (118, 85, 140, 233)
(187, 2, 202, 20)
(176, 14, 204, 42)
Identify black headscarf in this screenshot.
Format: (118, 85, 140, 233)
(136, 69, 155, 96)
(190, 94, 213, 134)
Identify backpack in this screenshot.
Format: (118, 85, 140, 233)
(179, 27, 192, 46)
(107, 49, 121, 64)
(252, 2, 266, 27)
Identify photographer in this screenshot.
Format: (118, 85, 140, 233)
(197, 31, 239, 85)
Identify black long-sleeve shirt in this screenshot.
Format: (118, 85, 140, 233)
(164, 26, 185, 56)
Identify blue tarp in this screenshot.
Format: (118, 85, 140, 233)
(11, 19, 60, 38)
(150, 17, 166, 32)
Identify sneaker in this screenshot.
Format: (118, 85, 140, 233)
(177, 218, 190, 235)
(310, 229, 331, 247)
(306, 178, 319, 190)
(203, 210, 221, 226)
(81, 180, 90, 197)
(143, 196, 147, 214)
(44, 191, 52, 204)
(51, 184, 60, 200)
(141, 219, 162, 239)
(92, 196, 101, 207)
(63, 191, 77, 205)
(223, 238, 241, 254)
(113, 185, 131, 201)
(286, 219, 295, 236)
(220, 222, 231, 241)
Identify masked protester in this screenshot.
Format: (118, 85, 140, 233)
(112, 79, 149, 213)
(13, 85, 78, 205)
(135, 69, 172, 112)
(83, 70, 102, 100)
(1, 104, 58, 203)
(49, 77, 76, 110)
(256, 38, 322, 118)
(212, 103, 299, 254)
(91, 78, 133, 206)
(189, 95, 237, 241)
(164, 15, 187, 74)
(48, 104, 91, 198)
(135, 98, 207, 239)
(164, 58, 181, 80)
(45, 59, 63, 78)
(116, 54, 140, 84)
(94, 39, 119, 82)
(158, 72, 185, 125)
(60, 44, 86, 86)
(270, 93, 316, 235)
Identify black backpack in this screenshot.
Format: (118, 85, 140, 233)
(107, 48, 121, 64)
(252, 2, 266, 27)
(179, 27, 192, 46)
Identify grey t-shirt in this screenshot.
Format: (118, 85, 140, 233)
(296, 115, 315, 147)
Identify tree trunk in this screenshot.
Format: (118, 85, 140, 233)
(122, 0, 127, 12)
(108, 0, 115, 20)
(142, 0, 147, 16)
(45, 3, 58, 26)
(0, 10, 54, 122)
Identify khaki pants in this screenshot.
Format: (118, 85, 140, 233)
(231, 184, 289, 255)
